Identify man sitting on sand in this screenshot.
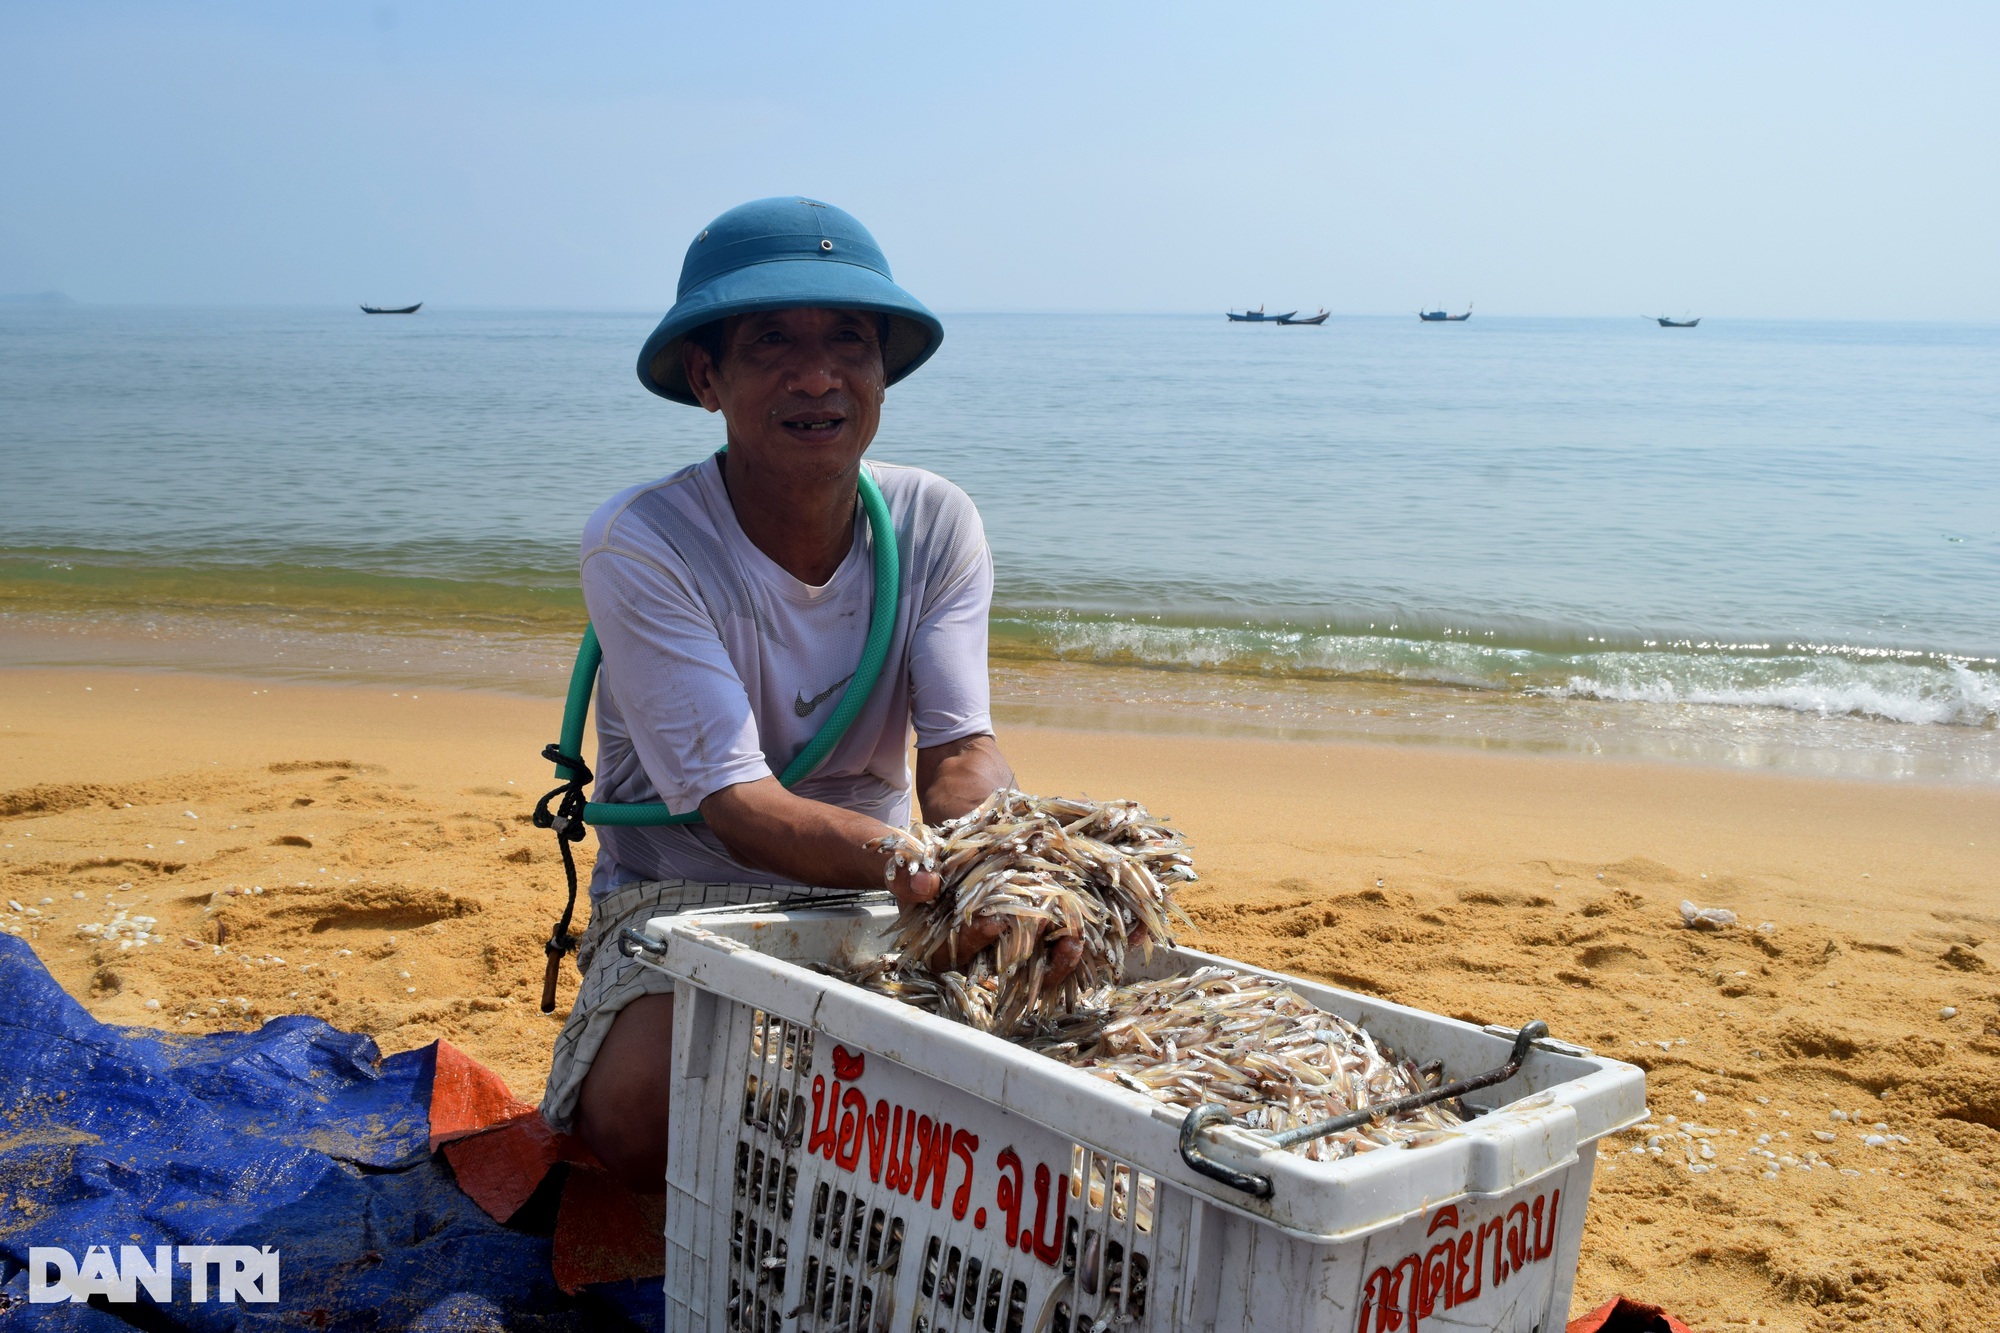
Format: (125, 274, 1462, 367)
(540, 197, 1076, 1188)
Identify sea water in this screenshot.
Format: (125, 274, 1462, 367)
(2, 306, 1995, 780)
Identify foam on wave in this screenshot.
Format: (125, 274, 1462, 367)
(995, 614, 2000, 729)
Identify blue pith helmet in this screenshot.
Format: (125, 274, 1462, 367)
(637, 197, 944, 405)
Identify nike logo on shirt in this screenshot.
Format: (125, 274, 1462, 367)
(794, 674, 855, 717)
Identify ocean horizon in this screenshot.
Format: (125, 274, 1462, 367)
(3, 305, 1995, 782)
(16, 299, 2000, 323)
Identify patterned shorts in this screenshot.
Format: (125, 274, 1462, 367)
(538, 876, 803, 1133)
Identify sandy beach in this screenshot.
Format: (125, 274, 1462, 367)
(4, 666, 1997, 1329)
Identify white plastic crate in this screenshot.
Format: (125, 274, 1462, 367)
(641, 900, 1645, 1333)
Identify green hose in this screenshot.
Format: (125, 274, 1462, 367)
(551, 463, 900, 826)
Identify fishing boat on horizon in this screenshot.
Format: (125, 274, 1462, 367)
(1226, 306, 1297, 322)
(1278, 309, 1329, 325)
(1655, 315, 1700, 327)
(1419, 304, 1472, 322)
(360, 302, 422, 315)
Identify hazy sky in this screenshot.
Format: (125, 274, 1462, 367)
(3, 3, 1994, 317)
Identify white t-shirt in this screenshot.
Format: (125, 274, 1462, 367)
(579, 452, 994, 894)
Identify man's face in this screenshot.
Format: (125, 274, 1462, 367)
(683, 307, 887, 475)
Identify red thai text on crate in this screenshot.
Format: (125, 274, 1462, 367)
(1356, 1191, 1563, 1333)
(807, 1045, 1071, 1265)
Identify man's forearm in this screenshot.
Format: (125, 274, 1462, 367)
(698, 731, 1015, 892)
(915, 733, 1014, 824)
(700, 777, 903, 890)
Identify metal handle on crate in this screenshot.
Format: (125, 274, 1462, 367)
(1179, 1104, 1276, 1198)
(619, 926, 668, 958)
(1269, 1019, 1549, 1149)
(1179, 1019, 1551, 1198)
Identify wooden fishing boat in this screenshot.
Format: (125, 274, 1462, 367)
(360, 303, 422, 315)
(1278, 309, 1329, 326)
(1419, 304, 1472, 322)
(1656, 316, 1700, 328)
(1226, 306, 1296, 322)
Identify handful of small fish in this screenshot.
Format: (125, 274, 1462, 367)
(864, 788, 1196, 1032)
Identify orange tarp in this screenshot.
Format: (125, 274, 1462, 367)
(428, 1040, 664, 1294)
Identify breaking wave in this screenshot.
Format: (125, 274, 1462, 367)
(993, 613, 2000, 729)
(1553, 658, 1999, 728)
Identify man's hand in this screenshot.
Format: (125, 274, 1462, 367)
(917, 912, 1081, 983)
(891, 863, 942, 908)
(912, 736, 1079, 981)
(872, 832, 1027, 975)
(872, 815, 1080, 982)
(703, 736, 1076, 981)
(875, 829, 941, 910)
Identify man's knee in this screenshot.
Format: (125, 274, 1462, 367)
(573, 992, 675, 1192)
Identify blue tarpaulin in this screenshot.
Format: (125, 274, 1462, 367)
(0, 935, 651, 1330)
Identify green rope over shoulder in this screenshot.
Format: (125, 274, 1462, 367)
(553, 463, 900, 821)
(534, 462, 901, 1010)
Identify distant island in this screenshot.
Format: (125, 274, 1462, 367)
(0, 291, 76, 306)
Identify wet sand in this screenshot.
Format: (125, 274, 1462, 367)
(4, 667, 1997, 1329)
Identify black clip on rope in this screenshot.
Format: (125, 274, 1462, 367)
(1178, 1019, 1552, 1200)
(532, 742, 592, 1013)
